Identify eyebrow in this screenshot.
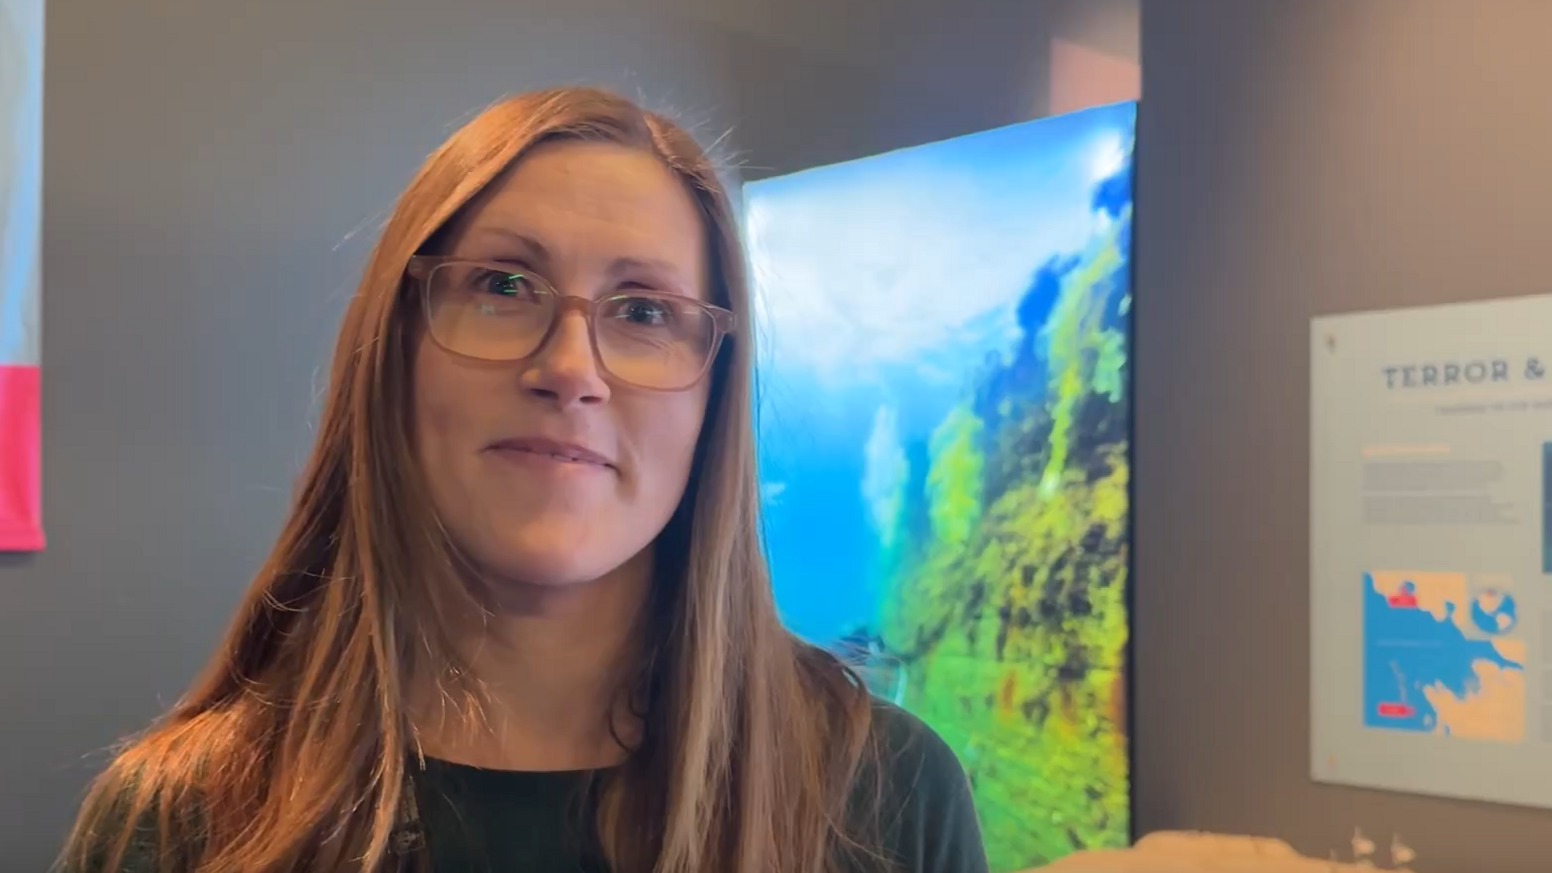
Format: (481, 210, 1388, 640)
(463, 227, 688, 282)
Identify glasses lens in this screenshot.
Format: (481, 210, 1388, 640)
(426, 263, 552, 360)
(595, 294, 716, 389)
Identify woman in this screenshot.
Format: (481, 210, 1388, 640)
(62, 86, 987, 873)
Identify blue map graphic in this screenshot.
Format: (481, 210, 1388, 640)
(1362, 573, 1521, 735)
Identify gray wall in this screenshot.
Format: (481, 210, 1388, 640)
(1135, 1, 1552, 870)
(1, 0, 1137, 866)
(734, 0, 1138, 180)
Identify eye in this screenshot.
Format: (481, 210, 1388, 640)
(615, 296, 675, 326)
(473, 268, 539, 299)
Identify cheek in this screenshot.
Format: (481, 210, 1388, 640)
(626, 389, 709, 504)
(413, 342, 481, 480)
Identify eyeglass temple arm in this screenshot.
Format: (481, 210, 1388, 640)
(405, 256, 437, 281)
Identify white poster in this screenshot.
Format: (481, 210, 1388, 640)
(1311, 295, 1552, 808)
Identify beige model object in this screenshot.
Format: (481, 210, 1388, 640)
(1035, 830, 1420, 872)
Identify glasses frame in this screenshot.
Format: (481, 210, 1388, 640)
(406, 255, 737, 393)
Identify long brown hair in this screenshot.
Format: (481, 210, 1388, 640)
(61, 86, 878, 873)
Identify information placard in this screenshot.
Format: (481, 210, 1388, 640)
(1311, 295, 1552, 807)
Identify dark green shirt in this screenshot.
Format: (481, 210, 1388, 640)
(406, 702, 986, 873)
(83, 703, 986, 873)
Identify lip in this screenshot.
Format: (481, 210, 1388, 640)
(486, 436, 615, 469)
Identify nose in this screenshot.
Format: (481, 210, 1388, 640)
(520, 308, 610, 407)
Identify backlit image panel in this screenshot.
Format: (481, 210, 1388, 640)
(746, 102, 1135, 871)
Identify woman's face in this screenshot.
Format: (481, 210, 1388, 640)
(414, 141, 712, 592)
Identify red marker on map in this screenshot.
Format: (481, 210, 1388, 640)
(1387, 581, 1418, 608)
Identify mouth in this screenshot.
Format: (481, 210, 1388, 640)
(487, 437, 615, 470)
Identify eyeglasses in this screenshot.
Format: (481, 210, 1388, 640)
(406, 256, 736, 392)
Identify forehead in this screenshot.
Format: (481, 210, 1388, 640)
(447, 141, 707, 292)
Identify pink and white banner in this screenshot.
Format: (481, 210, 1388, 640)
(1, 0, 44, 551)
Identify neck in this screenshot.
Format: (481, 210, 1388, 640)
(410, 548, 653, 772)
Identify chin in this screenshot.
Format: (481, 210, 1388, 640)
(466, 514, 647, 591)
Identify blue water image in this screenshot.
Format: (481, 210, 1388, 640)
(1362, 573, 1520, 733)
(747, 102, 1137, 645)
(747, 102, 1136, 868)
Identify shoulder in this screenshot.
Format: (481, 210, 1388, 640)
(859, 701, 989, 873)
(61, 781, 174, 873)
(866, 701, 966, 797)
(62, 747, 206, 873)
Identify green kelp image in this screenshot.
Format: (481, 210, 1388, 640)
(748, 102, 1135, 871)
(882, 232, 1130, 868)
